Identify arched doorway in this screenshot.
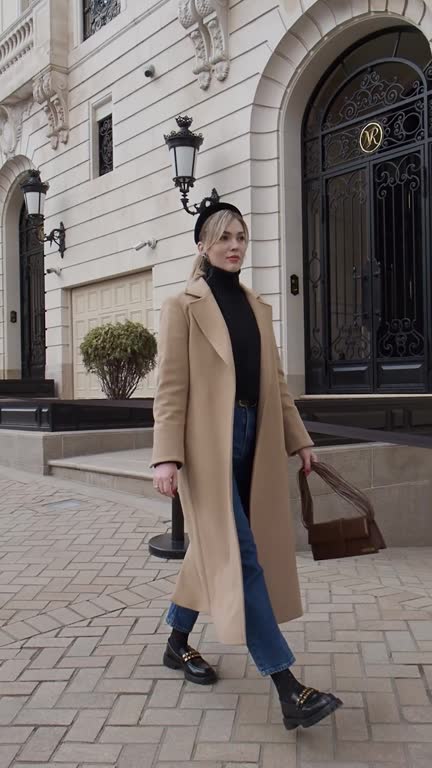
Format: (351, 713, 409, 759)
(303, 26, 432, 393)
(19, 203, 46, 379)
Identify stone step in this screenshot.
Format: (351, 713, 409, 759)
(49, 447, 159, 499)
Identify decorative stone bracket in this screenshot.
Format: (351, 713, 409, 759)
(33, 67, 69, 150)
(178, 0, 229, 90)
(0, 101, 32, 160)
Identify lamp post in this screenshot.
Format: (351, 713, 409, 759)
(20, 170, 66, 257)
(149, 115, 223, 560)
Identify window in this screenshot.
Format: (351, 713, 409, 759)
(98, 114, 113, 176)
(90, 96, 113, 178)
(83, 0, 120, 41)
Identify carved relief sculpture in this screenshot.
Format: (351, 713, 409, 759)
(33, 67, 69, 149)
(195, 0, 229, 82)
(178, 0, 212, 90)
(0, 103, 26, 159)
(178, 0, 229, 89)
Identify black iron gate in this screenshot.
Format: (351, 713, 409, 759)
(19, 204, 46, 379)
(303, 27, 432, 393)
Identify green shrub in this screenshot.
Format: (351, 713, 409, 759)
(80, 320, 157, 399)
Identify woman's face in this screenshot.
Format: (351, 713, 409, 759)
(199, 220, 247, 273)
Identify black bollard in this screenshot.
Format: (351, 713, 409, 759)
(148, 492, 189, 559)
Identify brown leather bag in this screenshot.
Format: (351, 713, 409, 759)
(298, 461, 386, 561)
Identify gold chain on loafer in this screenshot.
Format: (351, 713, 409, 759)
(297, 687, 317, 709)
(181, 650, 202, 663)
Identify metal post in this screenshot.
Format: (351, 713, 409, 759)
(148, 493, 189, 559)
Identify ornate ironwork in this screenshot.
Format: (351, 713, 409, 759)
(19, 205, 46, 380)
(305, 180, 324, 365)
(303, 27, 431, 393)
(83, 0, 120, 41)
(324, 66, 424, 130)
(327, 171, 371, 362)
(98, 115, 113, 176)
(324, 101, 425, 169)
(374, 153, 425, 360)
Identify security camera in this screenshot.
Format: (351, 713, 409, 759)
(134, 239, 157, 251)
(46, 267, 62, 276)
(144, 64, 155, 78)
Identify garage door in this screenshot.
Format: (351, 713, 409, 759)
(72, 271, 155, 399)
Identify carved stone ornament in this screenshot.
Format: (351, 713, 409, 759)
(0, 101, 31, 160)
(33, 67, 69, 149)
(178, 0, 229, 90)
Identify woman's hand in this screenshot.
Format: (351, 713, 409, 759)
(153, 462, 178, 498)
(298, 447, 317, 477)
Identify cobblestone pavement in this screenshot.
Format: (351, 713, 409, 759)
(0, 468, 431, 768)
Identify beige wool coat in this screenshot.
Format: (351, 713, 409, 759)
(151, 276, 313, 645)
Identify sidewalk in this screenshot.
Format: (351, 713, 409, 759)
(0, 466, 430, 768)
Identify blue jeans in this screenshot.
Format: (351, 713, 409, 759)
(166, 403, 296, 676)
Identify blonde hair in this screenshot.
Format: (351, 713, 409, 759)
(189, 209, 249, 280)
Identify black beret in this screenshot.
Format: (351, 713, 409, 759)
(194, 202, 243, 244)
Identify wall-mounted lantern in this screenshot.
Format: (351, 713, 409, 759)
(164, 115, 221, 215)
(20, 170, 66, 258)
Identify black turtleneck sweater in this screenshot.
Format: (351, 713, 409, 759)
(206, 265, 261, 403)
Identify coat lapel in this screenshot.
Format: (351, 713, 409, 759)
(185, 278, 233, 366)
(185, 277, 272, 369)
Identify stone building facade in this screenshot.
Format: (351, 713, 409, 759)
(0, 0, 431, 399)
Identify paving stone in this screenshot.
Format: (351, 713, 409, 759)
(19, 727, 66, 761)
(194, 743, 260, 761)
(65, 638, 99, 657)
(402, 706, 432, 722)
(181, 693, 238, 710)
(27, 682, 67, 708)
(0, 727, 32, 743)
(0, 746, 19, 768)
(366, 692, 400, 723)
(116, 744, 158, 768)
(0, 662, 29, 682)
(299, 724, 334, 761)
(64, 713, 106, 742)
(335, 741, 406, 763)
(237, 694, 269, 724)
(395, 678, 430, 705)
(0, 697, 28, 724)
(234, 724, 295, 743)
(334, 654, 363, 678)
(408, 743, 432, 768)
(109, 695, 146, 725)
(158, 726, 197, 760)
(66, 668, 105, 694)
(52, 744, 122, 763)
(15, 709, 77, 725)
(58, 694, 116, 709)
(140, 708, 201, 726)
(147, 680, 183, 708)
(199, 709, 235, 741)
(99, 726, 163, 743)
(262, 743, 296, 768)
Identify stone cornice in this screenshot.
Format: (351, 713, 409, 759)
(178, 0, 229, 90)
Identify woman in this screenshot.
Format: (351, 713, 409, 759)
(151, 201, 342, 730)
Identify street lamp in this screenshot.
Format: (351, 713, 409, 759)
(164, 115, 220, 215)
(20, 170, 66, 258)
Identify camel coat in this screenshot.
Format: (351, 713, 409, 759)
(151, 276, 313, 644)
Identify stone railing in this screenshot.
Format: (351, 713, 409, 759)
(0, 10, 34, 76)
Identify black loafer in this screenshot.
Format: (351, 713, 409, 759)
(281, 686, 343, 730)
(163, 639, 217, 685)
